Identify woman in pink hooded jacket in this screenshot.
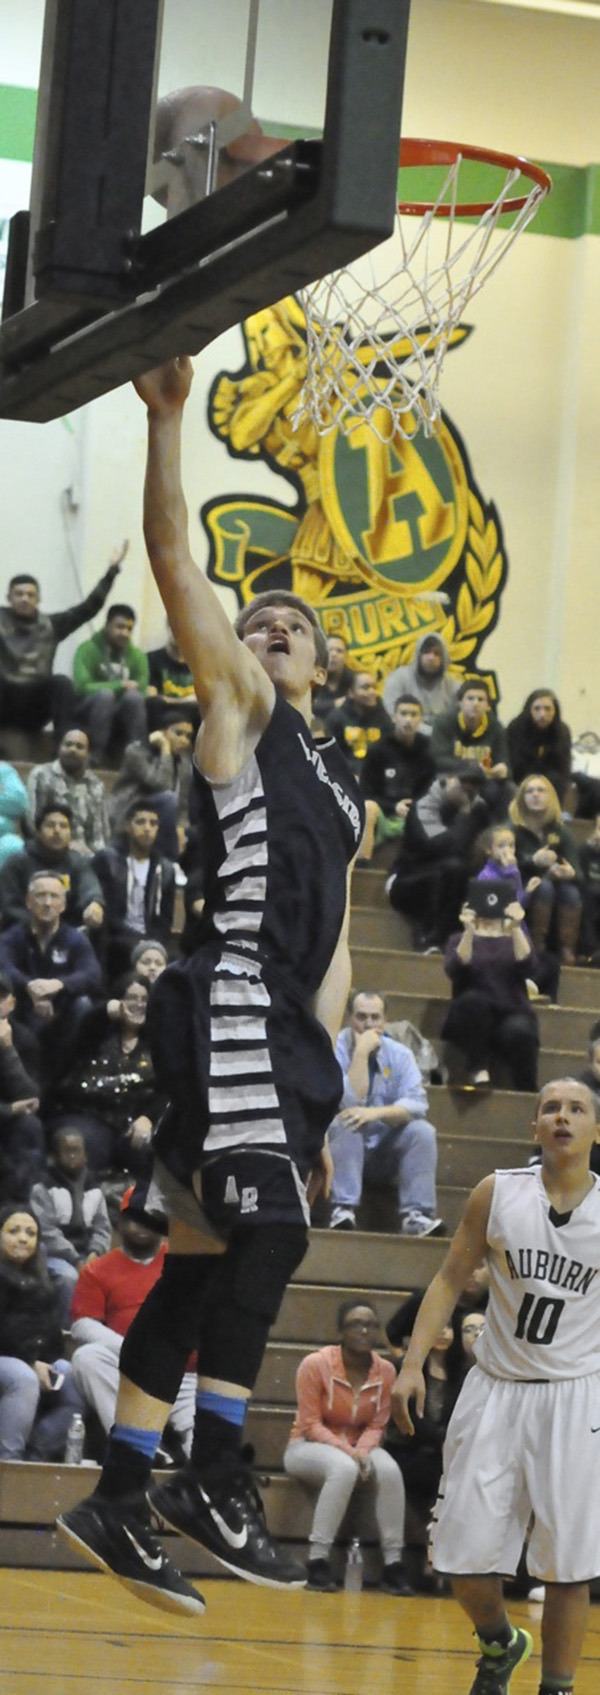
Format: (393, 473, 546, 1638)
(284, 1298, 412, 1594)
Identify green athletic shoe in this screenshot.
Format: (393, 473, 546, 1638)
(469, 1627, 533, 1695)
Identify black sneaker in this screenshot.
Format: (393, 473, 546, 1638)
(149, 1462, 306, 1589)
(469, 1627, 533, 1694)
(380, 1561, 415, 1596)
(307, 1557, 337, 1592)
(56, 1494, 206, 1618)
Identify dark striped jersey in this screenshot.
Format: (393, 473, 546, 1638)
(150, 696, 365, 1182)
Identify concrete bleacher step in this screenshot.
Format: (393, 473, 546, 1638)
(290, 1227, 446, 1289)
(363, 988, 595, 1051)
(349, 955, 596, 1030)
(272, 1282, 404, 1343)
(349, 915, 600, 1017)
(350, 942, 600, 1012)
(429, 1085, 538, 1137)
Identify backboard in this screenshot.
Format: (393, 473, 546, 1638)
(0, 0, 412, 423)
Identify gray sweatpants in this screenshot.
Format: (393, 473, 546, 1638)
(283, 1439, 406, 1560)
(71, 1333, 196, 1452)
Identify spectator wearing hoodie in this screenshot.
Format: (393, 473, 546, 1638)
(93, 802, 175, 981)
(73, 604, 149, 760)
(507, 690, 572, 806)
(386, 767, 491, 949)
(30, 1126, 112, 1326)
(430, 679, 511, 822)
(0, 547, 126, 743)
(382, 633, 459, 734)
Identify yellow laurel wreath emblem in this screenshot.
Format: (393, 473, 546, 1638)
(437, 489, 504, 666)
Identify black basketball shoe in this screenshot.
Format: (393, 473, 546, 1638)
(56, 1494, 206, 1617)
(149, 1461, 306, 1588)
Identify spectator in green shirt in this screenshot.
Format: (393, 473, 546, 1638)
(73, 605, 149, 762)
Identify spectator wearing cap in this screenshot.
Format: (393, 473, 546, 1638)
(386, 768, 492, 950)
(108, 718, 194, 860)
(93, 802, 176, 982)
(441, 878, 539, 1090)
(430, 679, 511, 820)
(130, 938, 168, 987)
(30, 1126, 112, 1327)
(27, 729, 109, 857)
(73, 603, 149, 761)
(0, 872, 102, 1070)
(70, 1187, 195, 1458)
(382, 633, 459, 734)
(0, 802, 104, 934)
(0, 545, 126, 744)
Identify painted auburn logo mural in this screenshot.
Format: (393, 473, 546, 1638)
(202, 295, 507, 689)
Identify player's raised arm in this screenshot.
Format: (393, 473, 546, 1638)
(392, 1174, 494, 1436)
(134, 359, 271, 721)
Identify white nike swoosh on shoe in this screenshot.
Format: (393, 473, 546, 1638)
(199, 1488, 249, 1550)
(123, 1526, 164, 1570)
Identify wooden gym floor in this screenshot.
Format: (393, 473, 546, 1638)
(2, 1575, 600, 1694)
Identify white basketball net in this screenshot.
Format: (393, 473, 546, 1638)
(296, 154, 548, 442)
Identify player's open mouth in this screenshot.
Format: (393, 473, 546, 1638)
(553, 1130, 573, 1142)
(267, 638, 290, 653)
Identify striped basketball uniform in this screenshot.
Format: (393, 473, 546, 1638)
(148, 695, 364, 1232)
(432, 1166, 600, 1581)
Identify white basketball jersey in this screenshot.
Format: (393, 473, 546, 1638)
(475, 1167, 600, 1380)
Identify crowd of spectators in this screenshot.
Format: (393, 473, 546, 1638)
(0, 579, 597, 1549)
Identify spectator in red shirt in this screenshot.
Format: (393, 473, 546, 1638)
(70, 1189, 195, 1456)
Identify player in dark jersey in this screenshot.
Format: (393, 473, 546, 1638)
(393, 1077, 600, 1695)
(58, 357, 364, 1616)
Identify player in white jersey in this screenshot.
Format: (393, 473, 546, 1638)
(393, 1078, 600, 1695)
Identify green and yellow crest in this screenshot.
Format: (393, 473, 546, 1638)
(203, 296, 507, 689)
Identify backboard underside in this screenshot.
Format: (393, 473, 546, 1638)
(0, 0, 412, 423)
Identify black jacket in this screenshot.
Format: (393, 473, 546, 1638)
(93, 846, 175, 944)
(361, 731, 436, 814)
(507, 704, 571, 801)
(0, 1258, 63, 1363)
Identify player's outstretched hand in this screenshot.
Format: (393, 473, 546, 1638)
(392, 1362, 426, 1437)
(134, 357, 194, 414)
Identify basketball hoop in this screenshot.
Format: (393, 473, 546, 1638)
(296, 139, 552, 443)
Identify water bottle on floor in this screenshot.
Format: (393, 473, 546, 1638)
(64, 1413, 85, 1465)
(344, 1538, 363, 1592)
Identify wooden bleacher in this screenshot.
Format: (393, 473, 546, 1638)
(1, 742, 598, 1573)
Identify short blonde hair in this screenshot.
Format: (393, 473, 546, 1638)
(509, 774, 562, 831)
